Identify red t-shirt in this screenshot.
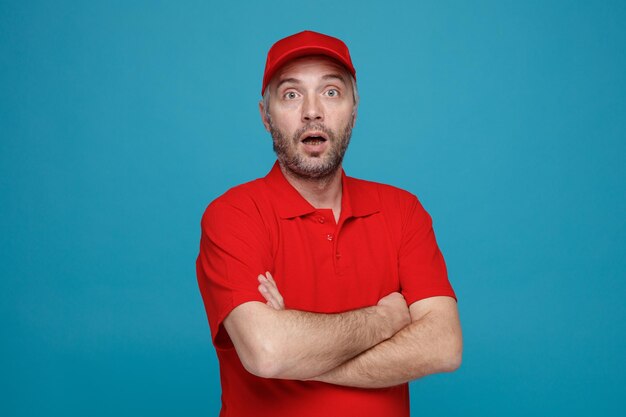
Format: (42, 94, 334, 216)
(196, 161, 456, 417)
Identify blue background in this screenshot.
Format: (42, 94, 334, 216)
(2, 1, 624, 415)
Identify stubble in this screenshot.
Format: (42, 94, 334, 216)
(269, 119, 353, 181)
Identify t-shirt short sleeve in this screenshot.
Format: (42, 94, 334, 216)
(398, 195, 457, 306)
(196, 191, 273, 349)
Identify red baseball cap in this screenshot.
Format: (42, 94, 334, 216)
(261, 30, 356, 96)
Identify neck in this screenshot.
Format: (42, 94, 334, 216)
(279, 163, 343, 221)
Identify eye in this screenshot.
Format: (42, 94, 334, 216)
(284, 91, 298, 100)
(325, 88, 339, 97)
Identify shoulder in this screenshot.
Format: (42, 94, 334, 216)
(347, 175, 421, 209)
(210, 177, 267, 208)
(201, 177, 271, 231)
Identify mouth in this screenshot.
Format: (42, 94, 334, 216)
(299, 131, 329, 154)
(300, 131, 328, 146)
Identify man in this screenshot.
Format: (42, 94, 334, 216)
(196, 30, 462, 417)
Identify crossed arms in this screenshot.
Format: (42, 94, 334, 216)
(223, 271, 462, 388)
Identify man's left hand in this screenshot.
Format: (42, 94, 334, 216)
(258, 271, 285, 310)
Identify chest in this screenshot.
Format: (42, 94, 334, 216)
(271, 209, 400, 313)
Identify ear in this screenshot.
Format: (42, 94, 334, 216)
(259, 101, 271, 132)
(351, 107, 358, 128)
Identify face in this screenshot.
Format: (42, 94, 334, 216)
(260, 56, 357, 180)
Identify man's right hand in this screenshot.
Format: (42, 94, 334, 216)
(376, 292, 411, 338)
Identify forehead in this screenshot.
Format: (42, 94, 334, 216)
(271, 55, 351, 86)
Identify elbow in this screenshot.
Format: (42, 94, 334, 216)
(242, 340, 314, 380)
(226, 304, 287, 379)
(439, 334, 463, 373)
(245, 360, 281, 379)
(440, 348, 462, 373)
(240, 338, 284, 379)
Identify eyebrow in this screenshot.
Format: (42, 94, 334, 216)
(275, 77, 300, 90)
(321, 73, 348, 85)
(275, 73, 348, 91)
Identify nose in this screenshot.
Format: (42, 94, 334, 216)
(301, 94, 323, 122)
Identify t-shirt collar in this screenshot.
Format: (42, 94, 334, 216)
(263, 161, 380, 219)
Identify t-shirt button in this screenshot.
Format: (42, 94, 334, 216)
(335, 252, 341, 259)
(326, 233, 334, 241)
(318, 217, 325, 224)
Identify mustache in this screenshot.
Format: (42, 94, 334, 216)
(293, 123, 334, 141)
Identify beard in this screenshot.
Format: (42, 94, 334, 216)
(269, 118, 353, 180)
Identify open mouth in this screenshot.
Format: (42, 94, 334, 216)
(300, 131, 329, 146)
(301, 135, 327, 145)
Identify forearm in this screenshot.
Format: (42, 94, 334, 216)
(309, 300, 463, 388)
(265, 305, 395, 379)
(225, 301, 400, 380)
